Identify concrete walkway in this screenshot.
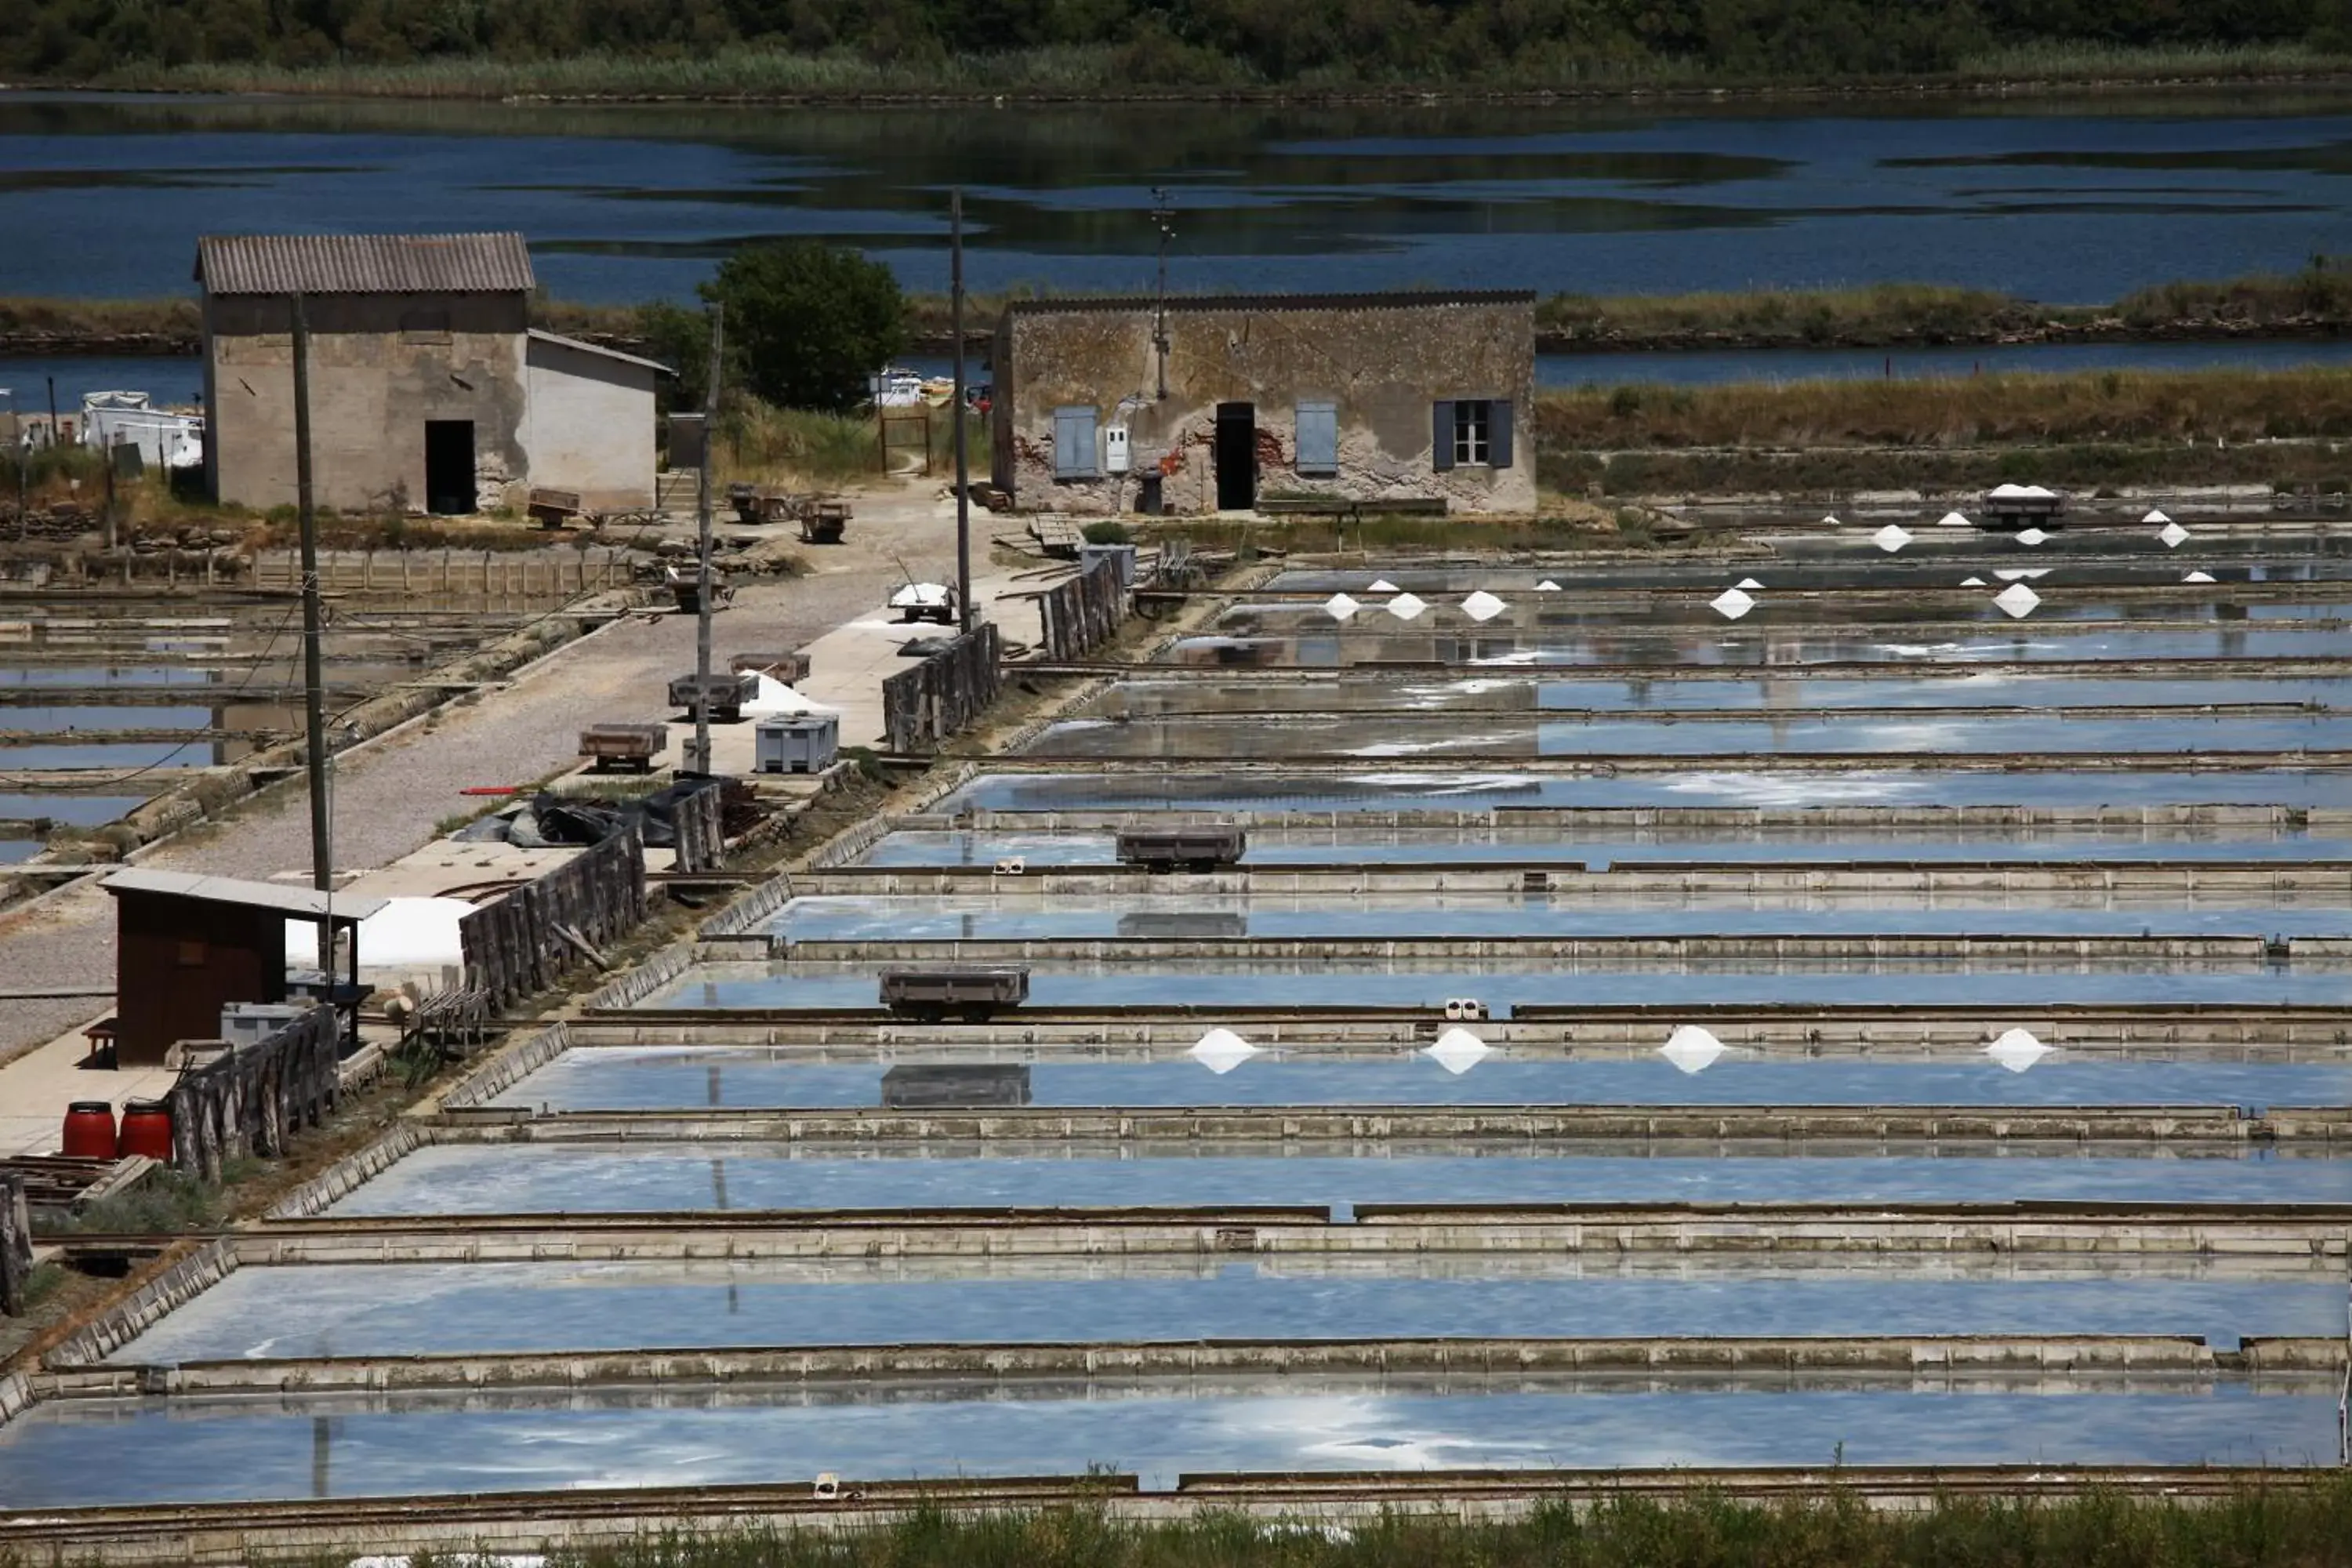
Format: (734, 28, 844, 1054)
(0, 478, 1056, 1153)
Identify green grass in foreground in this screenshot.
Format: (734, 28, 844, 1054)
(513, 1483, 2352, 1568)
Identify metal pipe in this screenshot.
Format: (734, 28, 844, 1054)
(292, 294, 333, 961)
(688, 304, 723, 777)
(952, 188, 972, 637)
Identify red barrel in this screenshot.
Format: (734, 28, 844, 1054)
(62, 1101, 118, 1159)
(116, 1099, 173, 1160)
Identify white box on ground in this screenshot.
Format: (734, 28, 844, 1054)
(755, 713, 840, 775)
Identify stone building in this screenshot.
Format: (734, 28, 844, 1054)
(990, 291, 1536, 516)
(195, 232, 666, 514)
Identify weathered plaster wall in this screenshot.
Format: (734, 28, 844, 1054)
(205, 292, 528, 512)
(993, 298, 1536, 516)
(522, 338, 659, 510)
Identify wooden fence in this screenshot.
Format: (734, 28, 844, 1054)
(166, 1004, 341, 1183)
(0, 1172, 28, 1316)
(1039, 560, 1126, 660)
(460, 826, 648, 1011)
(883, 622, 1003, 753)
(252, 546, 634, 600)
(671, 779, 728, 875)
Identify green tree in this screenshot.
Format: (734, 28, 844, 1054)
(702, 240, 908, 413)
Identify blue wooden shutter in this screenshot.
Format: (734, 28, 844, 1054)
(1053, 406, 1097, 478)
(1431, 400, 1455, 472)
(1296, 401, 1338, 476)
(1490, 399, 1514, 469)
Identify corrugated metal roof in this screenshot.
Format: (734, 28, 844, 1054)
(194, 232, 535, 296)
(528, 328, 673, 375)
(104, 868, 390, 923)
(1005, 289, 1537, 317)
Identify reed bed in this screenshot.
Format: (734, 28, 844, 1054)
(94, 41, 2352, 102)
(118, 45, 1149, 102)
(1537, 366, 2352, 448)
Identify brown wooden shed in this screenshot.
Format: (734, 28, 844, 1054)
(102, 869, 385, 1067)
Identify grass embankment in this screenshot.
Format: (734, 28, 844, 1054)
(720, 399, 985, 488)
(1538, 365, 2352, 496)
(512, 1483, 2352, 1567)
(1538, 267, 2352, 350)
(84, 40, 2352, 102)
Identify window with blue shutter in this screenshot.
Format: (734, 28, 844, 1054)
(1436, 399, 1509, 469)
(1052, 405, 1098, 479)
(1295, 401, 1338, 477)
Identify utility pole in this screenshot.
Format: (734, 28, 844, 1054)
(688, 303, 724, 777)
(3, 387, 20, 541)
(951, 189, 972, 636)
(292, 294, 333, 965)
(1149, 187, 1175, 401)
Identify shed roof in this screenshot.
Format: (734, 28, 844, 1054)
(194, 232, 535, 296)
(1005, 289, 1537, 318)
(103, 868, 389, 924)
(527, 328, 673, 376)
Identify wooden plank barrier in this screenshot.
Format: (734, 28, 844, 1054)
(459, 826, 648, 1011)
(252, 547, 633, 598)
(883, 622, 1003, 753)
(164, 1005, 341, 1184)
(1040, 560, 1126, 660)
(0, 1171, 30, 1316)
(671, 781, 728, 876)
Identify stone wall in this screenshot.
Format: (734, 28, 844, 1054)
(204, 290, 529, 512)
(522, 334, 659, 510)
(993, 293, 1536, 517)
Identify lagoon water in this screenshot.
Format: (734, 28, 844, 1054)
(5, 91, 2352, 304)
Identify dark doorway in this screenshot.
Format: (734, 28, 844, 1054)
(423, 419, 476, 515)
(1214, 402, 1256, 511)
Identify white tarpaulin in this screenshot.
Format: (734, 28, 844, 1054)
(1424, 1027, 1493, 1075)
(1189, 1027, 1259, 1074)
(1993, 582, 2042, 619)
(1659, 1024, 1726, 1074)
(286, 896, 471, 970)
(743, 673, 839, 719)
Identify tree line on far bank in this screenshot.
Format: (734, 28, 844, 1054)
(9, 0, 2352, 85)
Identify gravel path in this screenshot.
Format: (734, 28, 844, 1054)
(0, 485, 959, 1060)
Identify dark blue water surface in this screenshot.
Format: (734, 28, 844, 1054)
(5, 93, 2352, 302)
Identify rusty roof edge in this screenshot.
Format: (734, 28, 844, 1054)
(1003, 289, 1538, 317)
